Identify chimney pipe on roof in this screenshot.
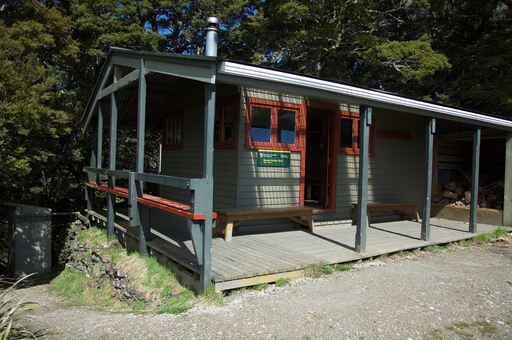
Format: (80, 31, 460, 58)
(205, 17, 219, 57)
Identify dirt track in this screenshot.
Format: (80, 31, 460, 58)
(19, 241, 512, 339)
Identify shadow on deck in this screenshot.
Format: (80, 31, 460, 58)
(205, 218, 503, 290)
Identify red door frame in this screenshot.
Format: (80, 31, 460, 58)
(305, 101, 339, 211)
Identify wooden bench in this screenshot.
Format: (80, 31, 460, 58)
(215, 207, 314, 241)
(351, 203, 420, 226)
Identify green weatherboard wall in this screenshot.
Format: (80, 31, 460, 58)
(256, 150, 291, 168)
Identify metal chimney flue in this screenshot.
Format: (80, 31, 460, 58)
(205, 17, 219, 57)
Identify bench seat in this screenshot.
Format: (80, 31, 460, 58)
(351, 203, 420, 225)
(216, 206, 314, 241)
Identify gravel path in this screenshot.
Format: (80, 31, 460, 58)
(18, 241, 512, 340)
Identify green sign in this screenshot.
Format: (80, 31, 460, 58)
(256, 150, 291, 168)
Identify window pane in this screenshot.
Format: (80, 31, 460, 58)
(278, 109, 296, 144)
(340, 118, 353, 148)
(251, 106, 271, 142)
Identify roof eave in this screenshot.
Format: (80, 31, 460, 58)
(217, 61, 512, 131)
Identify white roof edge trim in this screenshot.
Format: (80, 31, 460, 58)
(218, 61, 512, 129)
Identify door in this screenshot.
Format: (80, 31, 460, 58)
(305, 109, 336, 209)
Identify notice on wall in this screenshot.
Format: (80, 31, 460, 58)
(256, 150, 291, 168)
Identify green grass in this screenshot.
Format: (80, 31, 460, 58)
(253, 283, 269, 291)
(52, 225, 196, 315)
(423, 244, 449, 253)
(77, 227, 109, 248)
(275, 277, 289, 287)
(304, 262, 353, 278)
(49, 268, 124, 309)
(334, 263, 353, 272)
(159, 291, 194, 314)
(304, 264, 324, 278)
(474, 227, 509, 243)
(202, 286, 224, 306)
(49, 268, 88, 304)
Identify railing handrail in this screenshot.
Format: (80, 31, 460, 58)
(135, 172, 203, 190)
(84, 167, 129, 178)
(84, 167, 206, 191)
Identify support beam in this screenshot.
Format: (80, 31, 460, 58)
(128, 172, 147, 255)
(504, 134, 512, 226)
(133, 58, 148, 252)
(136, 58, 147, 174)
(86, 142, 96, 212)
(421, 118, 436, 241)
(96, 106, 103, 183)
(98, 69, 140, 100)
(355, 106, 372, 253)
(198, 83, 216, 292)
(107, 72, 118, 239)
(469, 128, 481, 233)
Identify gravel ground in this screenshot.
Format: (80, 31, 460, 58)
(18, 241, 512, 340)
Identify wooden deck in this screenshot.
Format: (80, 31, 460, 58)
(207, 218, 503, 290)
(89, 211, 505, 291)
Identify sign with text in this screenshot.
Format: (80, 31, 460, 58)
(256, 150, 291, 168)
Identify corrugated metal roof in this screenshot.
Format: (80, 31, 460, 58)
(81, 47, 512, 131)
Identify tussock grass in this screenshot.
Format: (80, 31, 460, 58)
(1, 276, 39, 339)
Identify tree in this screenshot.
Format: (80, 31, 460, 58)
(429, 0, 512, 115)
(239, 0, 450, 97)
(0, 2, 81, 208)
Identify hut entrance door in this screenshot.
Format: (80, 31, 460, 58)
(305, 109, 336, 209)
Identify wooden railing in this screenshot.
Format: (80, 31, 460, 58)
(83, 167, 215, 258)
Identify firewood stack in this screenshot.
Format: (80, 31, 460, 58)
(434, 180, 504, 209)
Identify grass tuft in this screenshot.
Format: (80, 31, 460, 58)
(253, 283, 269, 291)
(49, 268, 87, 304)
(202, 286, 224, 306)
(334, 263, 353, 272)
(159, 291, 194, 314)
(423, 244, 449, 253)
(77, 227, 109, 248)
(275, 277, 289, 287)
(304, 264, 324, 278)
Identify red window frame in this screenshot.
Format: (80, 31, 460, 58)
(245, 97, 306, 152)
(215, 95, 239, 149)
(338, 111, 375, 156)
(163, 111, 184, 150)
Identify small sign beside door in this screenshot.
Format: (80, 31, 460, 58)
(256, 150, 291, 168)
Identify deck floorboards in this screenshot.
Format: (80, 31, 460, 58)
(205, 218, 503, 283)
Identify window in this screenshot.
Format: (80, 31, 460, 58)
(215, 96, 238, 148)
(339, 112, 371, 155)
(250, 106, 272, 142)
(246, 98, 303, 150)
(278, 109, 296, 144)
(163, 113, 183, 149)
(340, 118, 353, 148)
